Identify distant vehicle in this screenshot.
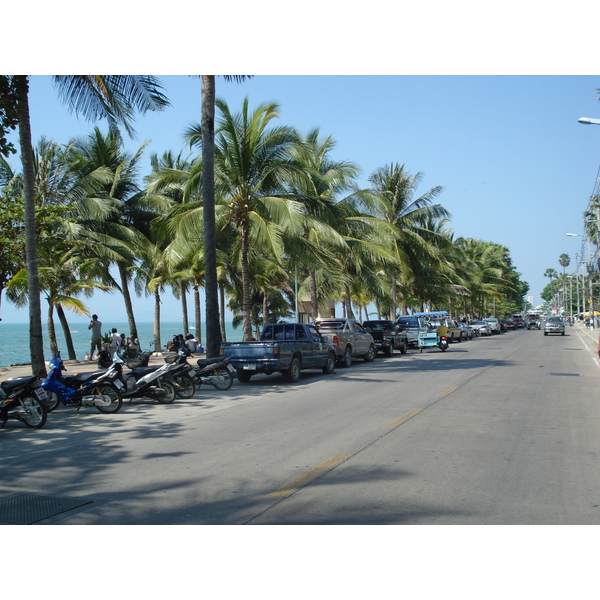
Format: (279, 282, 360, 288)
(395, 315, 427, 348)
(544, 316, 565, 336)
(484, 317, 502, 334)
(525, 314, 541, 329)
(513, 315, 525, 328)
(503, 317, 516, 330)
(457, 322, 474, 339)
(471, 321, 492, 336)
(313, 318, 376, 367)
(363, 320, 408, 356)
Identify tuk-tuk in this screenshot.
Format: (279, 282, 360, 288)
(414, 311, 450, 353)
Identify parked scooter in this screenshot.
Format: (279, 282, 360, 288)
(46, 354, 127, 412)
(194, 355, 235, 390)
(0, 376, 48, 429)
(437, 335, 449, 352)
(161, 347, 197, 398)
(114, 352, 179, 404)
(40, 354, 123, 414)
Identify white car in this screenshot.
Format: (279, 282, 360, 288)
(484, 318, 502, 334)
(471, 320, 492, 336)
(544, 316, 565, 336)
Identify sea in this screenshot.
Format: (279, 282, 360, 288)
(0, 321, 245, 367)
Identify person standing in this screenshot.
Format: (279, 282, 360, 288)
(109, 327, 121, 357)
(88, 314, 102, 360)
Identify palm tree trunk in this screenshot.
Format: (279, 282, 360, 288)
(310, 271, 318, 320)
(263, 291, 268, 326)
(118, 261, 138, 337)
(153, 290, 161, 351)
(47, 300, 59, 356)
(180, 281, 189, 334)
(201, 75, 222, 357)
(14, 75, 46, 376)
(241, 223, 253, 341)
(344, 285, 356, 320)
(193, 281, 201, 346)
(55, 303, 77, 359)
(219, 283, 226, 342)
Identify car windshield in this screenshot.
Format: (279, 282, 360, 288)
(548, 317, 562, 323)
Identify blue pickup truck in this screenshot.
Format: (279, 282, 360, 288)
(221, 322, 337, 383)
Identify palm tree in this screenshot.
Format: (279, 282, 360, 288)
(366, 163, 450, 316)
(201, 76, 251, 357)
(11, 75, 168, 376)
(210, 97, 303, 340)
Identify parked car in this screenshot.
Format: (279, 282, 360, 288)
(362, 320, 409, 356)
(427, 317, 463, 342)
(513, 315, 525, 328)
(457, 322, 474, 340)
(503, 317, 516, 330)
(395, 315, 427, 348)
(221, 322, 337, 383)
(544, 316, 565, 336)
(471, 321, 492, 336)
(484, 317, 502, 334)
(313, 318, 376, 367)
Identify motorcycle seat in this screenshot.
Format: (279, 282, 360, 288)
(196, 357, 222, 368)
(130, 366, 158, 378)
(1, 376, 38, 393)
(65, 371, 105, 384)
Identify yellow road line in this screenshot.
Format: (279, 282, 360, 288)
(385, 408, 422, 429)
(267, 453, 350, 499)
(437, 386, 457, 399)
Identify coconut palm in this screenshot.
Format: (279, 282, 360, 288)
(11, 75, 168, 376)
(366, 163, 450, 317)
(210, 97, 304, 340)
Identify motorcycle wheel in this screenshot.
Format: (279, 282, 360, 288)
(175, 374, 196, 398)
(19, 395, 47, 428)
(94, 384, 123, 414)
(46, 391, 60, 412)
(210, 368, 234, 390)
(156, 381, 176, 404)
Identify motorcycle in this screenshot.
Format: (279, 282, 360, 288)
(46, 354, 127, 412)
(161, 347, 197, 398)
(40, 354, 123, 414)
(115, 352, 180, 404)
(437, 335, 449, 352)
(193, 355, 235, 391)
(0, 376, 48, 429)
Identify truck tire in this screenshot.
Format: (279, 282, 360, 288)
(339, 346, 352, 368)
(364, 344, 376, 362)
(285, 357, 301, 383)
(385, 343, 394, 357)
(322, 352, 336, 374)
(236, 369, 252, 383)
(400, 340, 408, 354)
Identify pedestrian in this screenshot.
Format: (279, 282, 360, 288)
(185, 333, 198, 352)
(88, 314, 102, 360)
(109, 327, 121, 357)
(127, 333, 140, 358)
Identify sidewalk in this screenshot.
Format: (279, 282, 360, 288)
(0, 351, 194, 381)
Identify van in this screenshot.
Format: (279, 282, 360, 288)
(395, 316, 426, 348)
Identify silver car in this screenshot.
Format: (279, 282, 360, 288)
(471, 320, 492, 336)
(544, 316, 565, 336)
(484, 317, 502, 334)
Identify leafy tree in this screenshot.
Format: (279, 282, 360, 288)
(11, 75, 168, 376)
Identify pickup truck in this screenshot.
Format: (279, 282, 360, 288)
(427, 317, 463, 342)
(220, 322, 337, 383)
(362, 320, 409, 356)
(312, 317, 376, 367)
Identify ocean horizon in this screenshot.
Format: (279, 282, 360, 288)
(0, 321, 245, 367)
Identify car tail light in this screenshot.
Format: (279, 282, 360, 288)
(333, 335, 340, 348)
(274, 346, 280, 359)
(382, 333, 387, 341)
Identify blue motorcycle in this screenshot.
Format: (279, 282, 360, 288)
(41, 354, 123, 414)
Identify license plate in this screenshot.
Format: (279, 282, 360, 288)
(35, 388, 47, 400)
(113, 379, 124, 389)
(243, 363, 256, 370)
(226, 363, 235, 373)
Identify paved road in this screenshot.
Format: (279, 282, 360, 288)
(2, 325, 600, 525)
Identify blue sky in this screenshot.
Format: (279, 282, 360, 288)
(3, 74, 600, 323)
